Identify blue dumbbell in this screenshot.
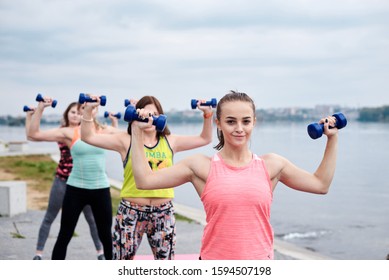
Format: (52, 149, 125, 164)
(36, 93, 57, 108)
(104, 111, 121, 119)
(124, 99, 131, 107)
(307, 113, 347, 139)
(23, 105, 33, 112)
(79, 93, 107, 106)
(191, 98, 217, 109)
(124, 105, 167, 132)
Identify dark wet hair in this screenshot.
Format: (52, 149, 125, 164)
(127, 95, 171, 137)
(61, 102, 78, 128)
(214, 90, 256, 151)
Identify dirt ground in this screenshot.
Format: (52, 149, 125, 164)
(0, 169, 48, 210)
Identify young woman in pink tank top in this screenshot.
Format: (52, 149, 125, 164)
(131, 90, 339, 260)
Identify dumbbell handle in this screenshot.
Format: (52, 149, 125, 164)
(79, 93, 107, 106)
(104, 111, 121, 119)
(124, 105, 167, 132)
(36, 93, 57, 108)
(191, 98, 217, 109)
(307, 112, 347, 139)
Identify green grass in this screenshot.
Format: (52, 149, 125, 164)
(175, 213, 195, 223)
(0, 155, 57, 192)
(11, 232, 25, 239)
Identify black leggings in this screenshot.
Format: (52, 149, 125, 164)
(52, 185, 112, 260)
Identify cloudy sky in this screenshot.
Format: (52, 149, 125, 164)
(1, 0, 389, 116)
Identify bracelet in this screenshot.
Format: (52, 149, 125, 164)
(203, 112, 213, 119)
(81, 116, 93, 122)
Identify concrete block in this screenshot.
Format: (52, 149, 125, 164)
(0, 181, 27, 217)
(8, 141, 28, 152)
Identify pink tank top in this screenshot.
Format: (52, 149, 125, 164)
(200, 153, 274, 260)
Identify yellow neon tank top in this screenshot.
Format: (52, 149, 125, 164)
(121, 136, 174, 198)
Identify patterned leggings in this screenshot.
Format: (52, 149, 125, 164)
(112, 200, 176, 260)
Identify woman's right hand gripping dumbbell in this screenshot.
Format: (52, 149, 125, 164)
(131, 107, 155, 130)
(82, 94, 101, 110)
(80, 94, 101, 122)
(36, 95, 56, 111)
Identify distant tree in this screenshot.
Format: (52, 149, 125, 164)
(358, 106, 389, 122)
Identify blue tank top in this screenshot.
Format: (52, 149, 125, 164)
(66, 128, 109, 190)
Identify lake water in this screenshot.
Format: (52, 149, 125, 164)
(1, 121, 388, 260)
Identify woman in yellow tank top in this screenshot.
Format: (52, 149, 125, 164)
(81, 95, 213, 260)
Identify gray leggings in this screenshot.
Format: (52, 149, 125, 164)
(36, 177, 102, 252)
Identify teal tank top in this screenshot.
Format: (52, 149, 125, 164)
(66, 128, 109, 190)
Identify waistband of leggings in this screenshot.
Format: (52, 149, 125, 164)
(119, 199, 174, 212)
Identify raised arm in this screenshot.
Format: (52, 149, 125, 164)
(24, 107, 35, 141)
(80, 95, 128, 158)
(130, 114, 201, 191)
(168, 100, 213, 153)
(263, 115, 338, 194)
(27, 97, 69, 143)
(106, 112, 119, 128)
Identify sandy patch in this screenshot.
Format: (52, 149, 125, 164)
(0, 169, 49, 210)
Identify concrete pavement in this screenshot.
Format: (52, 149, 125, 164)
(0, 205, 331, 260)
(0, 147, 330, 260)
(0, 209, 204, 260)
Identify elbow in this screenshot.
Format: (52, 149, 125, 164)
(199, 132, 212, 145)
(313, 173, 333, 195)
(26, 133, 39, 141)
(80, 133, 92, 144)
(80, 135, 87, 143)
(201, 136, 212, 145)
(317, 183, 331, 195)
(134, 176, 149, 190)
(135, 181, 151, 190)
(317, 189, 329, 195)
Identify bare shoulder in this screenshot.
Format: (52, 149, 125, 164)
(260, 152, 284, 163)
(183, 153, 211, 166)
(166, 134, 177, 141)
(182, 153, 212, 186)
(196, 153, 212, 160)
(260, 153, 288, 178)
(179, 153, 212, 175)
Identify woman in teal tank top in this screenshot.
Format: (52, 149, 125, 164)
(81, 95, 214, 260)
(26, 102, 105, 260)
(28, 95, 121, 260)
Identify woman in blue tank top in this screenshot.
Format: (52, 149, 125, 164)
(28, 95, 120, 260)
(25, 102, 105, 260)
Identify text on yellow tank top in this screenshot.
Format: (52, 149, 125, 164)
(121, 136, 174, 198)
